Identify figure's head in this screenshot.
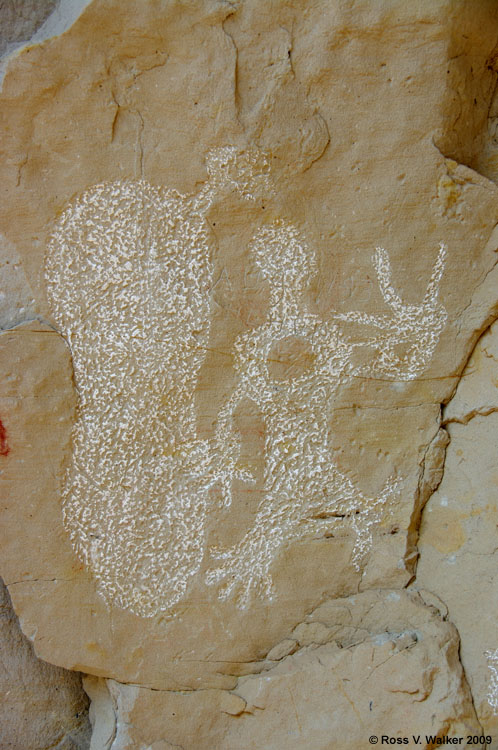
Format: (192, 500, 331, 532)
(248, 221, 316, 297)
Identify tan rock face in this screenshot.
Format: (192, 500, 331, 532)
(1, 0, 498, 743)
(0, 578, 90, 750)
(0, 0, 56, 58)
(417, 319, 498, 742)
(84, 591, 481, 749)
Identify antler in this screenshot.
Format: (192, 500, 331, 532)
(373, 243, 447, 314)
(332, 244, 448, 380)
(423, 242, 447, 307)
(372, 247, 403, 312)
(367, 243, 448, 379)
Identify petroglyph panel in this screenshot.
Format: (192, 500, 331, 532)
(46, 149, 447, 616)
(2, 0, 498, 698)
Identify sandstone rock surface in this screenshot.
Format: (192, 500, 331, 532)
(0, 0, 498, 746)
(417, 319, 498, 743)
(0, 578, 91, 750)
(0, 1, 94, 81)
(85, 591, 481, 749)
(0, 0, 56, 59)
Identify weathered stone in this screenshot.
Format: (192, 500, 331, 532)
(0, 578, 91, 750)
(0, 0, 57, 58)
(85, 591, 481, 749)
(266, 638, 297, 661)
(417, 318, 498, 740)
(0, 233, 36, 328)
(0, 0, 498, 745)
(0, 1, 95, 83)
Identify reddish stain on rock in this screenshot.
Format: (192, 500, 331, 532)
(0, 419, 10, 456)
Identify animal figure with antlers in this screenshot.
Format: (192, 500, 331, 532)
(205, 223, 447, 606)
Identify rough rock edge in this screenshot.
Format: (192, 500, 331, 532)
(0, 3, 94, 748)
(0, 577, 92, 750)
(0, 0, 94, 86)
(83, 589, 480, 749)
(409, 317, 498, 744)
(0, 2, 496, 745)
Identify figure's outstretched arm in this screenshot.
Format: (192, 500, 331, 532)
(330, 309, 392, 328)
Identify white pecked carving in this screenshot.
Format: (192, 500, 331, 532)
(45, 148, 447, 616)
